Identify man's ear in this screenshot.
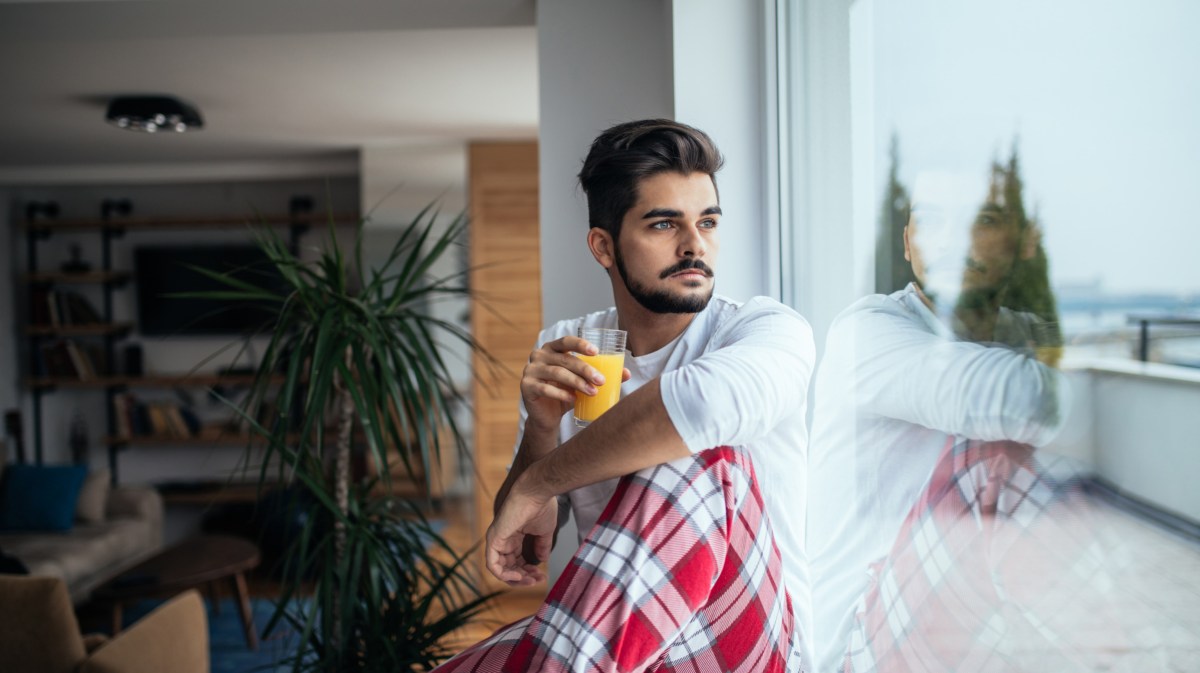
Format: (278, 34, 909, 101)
(1020, 224, 1041, 260)
(587, 227, 616, 270)
(903, 223, 913, 262)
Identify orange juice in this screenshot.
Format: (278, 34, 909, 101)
(573, 352, 625, 424)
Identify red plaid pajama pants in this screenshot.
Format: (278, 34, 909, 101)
(841, 439, 1137, 673)
(435, 446, 806, 673)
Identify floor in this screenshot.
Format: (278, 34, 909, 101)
(82, 490, 1196, 671)
(433, 491, 1200, 670)
(1065, 496, 1200, 672)
(876, 489, 1200, 672)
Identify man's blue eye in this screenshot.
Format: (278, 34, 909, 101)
(700, 219, 718, 229)
(651, 221, 672, 230)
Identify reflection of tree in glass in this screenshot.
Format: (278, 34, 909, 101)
(952, 145, 1063, 364)
(875, 134, 917, 293)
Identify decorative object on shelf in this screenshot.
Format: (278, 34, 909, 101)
(105, 95, 203, 133)
(191, 204, 498, 670)
(60, 244, 92, 274)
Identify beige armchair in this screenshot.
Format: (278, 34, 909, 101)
(0, 576, 208, 673)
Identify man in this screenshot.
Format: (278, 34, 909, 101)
(434, 119, 813, 672)
(807, 164, 1082, 673)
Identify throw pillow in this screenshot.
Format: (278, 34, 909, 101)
(0, 464, 88, 532)
(75, 469, 111, 525)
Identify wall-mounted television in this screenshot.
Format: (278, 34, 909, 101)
(135, 245, 287, 336)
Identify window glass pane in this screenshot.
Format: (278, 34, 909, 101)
(794, 2, 1200, 671)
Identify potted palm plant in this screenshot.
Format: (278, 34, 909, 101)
(189, 204, 497, 671)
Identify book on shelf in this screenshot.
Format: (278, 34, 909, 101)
(38, 340, 74, 377)
(64, 340, 95, 380)
(146, 404, 171, 437)
(131, 403, 152, 437)
(113, 396, 201, 441)
(60, 291, 103, 324)
(36, 339, 102, 380)
(46, 290, 61, 326)
(163, 404, 190, 438)
(30, 289, 103, 328)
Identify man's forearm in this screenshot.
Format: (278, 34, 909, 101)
(517, 379, 691, 502)
(494, 424, 558, 516)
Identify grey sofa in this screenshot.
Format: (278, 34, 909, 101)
(0, 484, 163, 604)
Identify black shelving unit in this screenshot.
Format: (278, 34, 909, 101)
(18, 196, 348, 484)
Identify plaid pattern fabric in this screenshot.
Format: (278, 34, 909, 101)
(841, 439, 1135, 673)
(435, 446, 806, 673)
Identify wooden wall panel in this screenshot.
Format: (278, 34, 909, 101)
(468, 141, 542, 594)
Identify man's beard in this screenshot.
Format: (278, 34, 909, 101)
(614, 246, 714, 314)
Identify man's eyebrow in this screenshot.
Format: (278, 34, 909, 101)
(642, 207, 682, 219)
(640, 205, 723, 219)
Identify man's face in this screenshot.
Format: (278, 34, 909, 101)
(961, 199, 1024, 292)
(611, 171, 720, 314)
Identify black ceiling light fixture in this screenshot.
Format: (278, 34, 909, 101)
(105, 95, 204, 133)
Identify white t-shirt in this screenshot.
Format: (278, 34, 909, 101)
(513, 294, 815, 646)
(806, 284, 1069, 673)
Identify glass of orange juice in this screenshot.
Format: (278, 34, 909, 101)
(573, 327, 627, 427)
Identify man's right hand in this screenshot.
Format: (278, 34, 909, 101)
(520, 335, 609, 435)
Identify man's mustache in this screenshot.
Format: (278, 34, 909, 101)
(659, 259, 714, 279)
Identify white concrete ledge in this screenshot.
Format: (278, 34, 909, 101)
(1062, 357, 1200, 386)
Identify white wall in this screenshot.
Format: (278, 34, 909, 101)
(1040, 367, 1096, 470)
(360, 142, 473, 387)
(1041, 360, 1200, 525)
(360, 143, 468, 224)
(1088, 363, 1200, 524)
(672, 0, 772, 302)
(359, 143, 476, 497)
(537, 0, 676, 325)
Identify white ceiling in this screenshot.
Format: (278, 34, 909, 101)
(0, 0, 539, 182)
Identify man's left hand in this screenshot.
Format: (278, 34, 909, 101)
(486, 481, 558, 586)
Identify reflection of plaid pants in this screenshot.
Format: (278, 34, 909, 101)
(435, 447, 806, 673)
(842, 439, 1131, 673)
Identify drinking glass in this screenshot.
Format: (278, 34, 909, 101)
(573, 327, 627, 427)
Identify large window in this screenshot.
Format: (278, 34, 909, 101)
(783, 2, 1200, 670)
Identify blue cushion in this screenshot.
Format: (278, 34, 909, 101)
(0, 464, 89, 532)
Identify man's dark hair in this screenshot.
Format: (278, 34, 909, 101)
(577, 119, 724, 241)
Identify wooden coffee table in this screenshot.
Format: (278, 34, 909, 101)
(95, 534, 261, 649)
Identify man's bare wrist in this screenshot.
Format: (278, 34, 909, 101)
(524, 416, 561, 437)
(521, 422, 561, 459)
(514, 461, 555, 502)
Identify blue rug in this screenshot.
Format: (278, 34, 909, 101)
(122, 519, 450, 672)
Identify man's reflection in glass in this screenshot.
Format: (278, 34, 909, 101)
(808, 157, 1138, 672)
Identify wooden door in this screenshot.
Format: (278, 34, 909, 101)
(468, 141, 542, 594)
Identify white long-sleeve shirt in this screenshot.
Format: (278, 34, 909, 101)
(806, 284, 1069, 673)
(513, 294, 815, 647)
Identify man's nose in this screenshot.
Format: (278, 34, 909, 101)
(678, 224, 707, 258)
